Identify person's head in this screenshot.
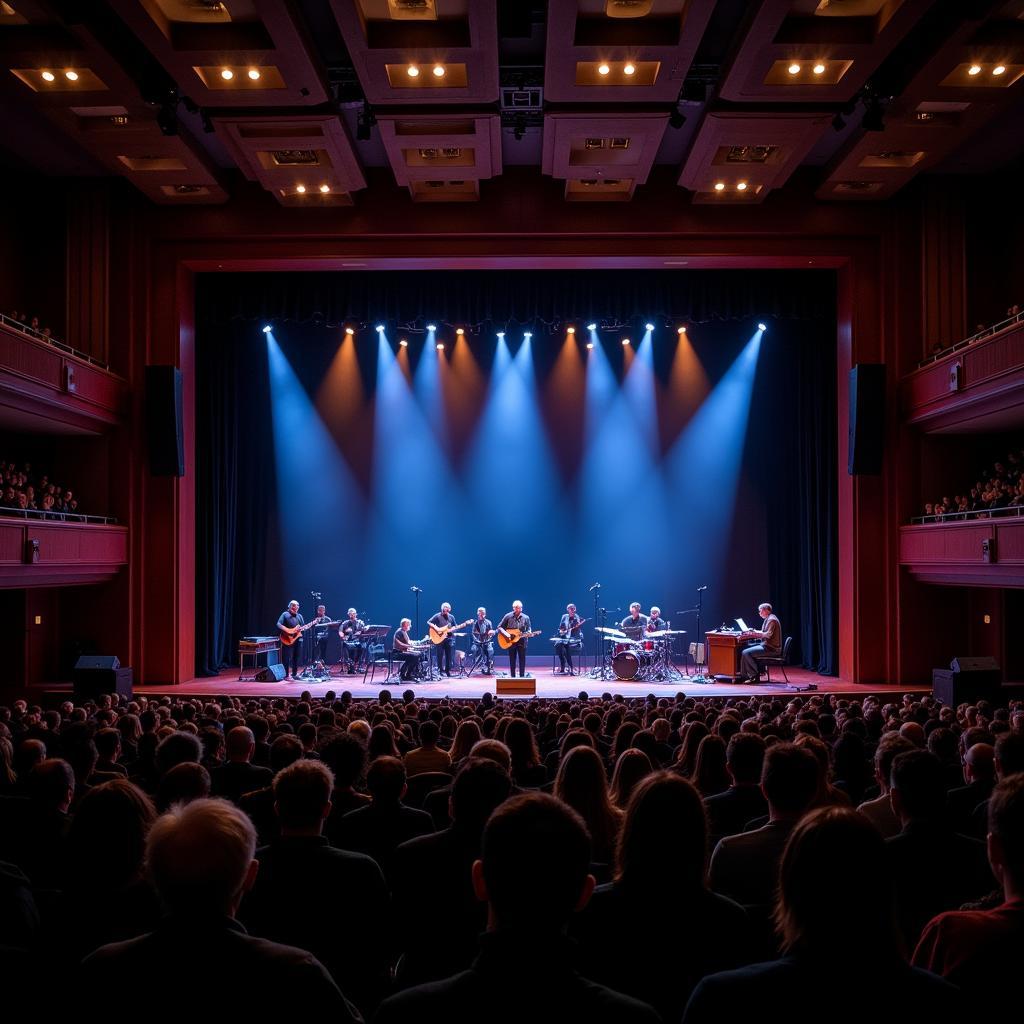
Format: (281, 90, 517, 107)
(316, 604, 326, 617)
(155, 731, 203, 777)
(504, 717, 540, 770)
(319, 730, 367, 790)
(474, 792, 593, 932)
(29, 758, 75, 812)
(890, 749, 945, 823)
(366, 755, 406, 804)
(418, 720, 440, 749)
(450, 757, 512, 832)
(610, 748, 653, 809)
(269, 733, 304, 773)
(775, 807, 899, 956)
(758, 602, 772, 620)
(873, 733, 914, 793)
(554, 745, 618, 847)
(477, 606, 487, 620)
(67, 779, 156, 886)
(225, 726, 255, 764)
(629, 602, 641, 617)
(94, 727, 122, 763)
(156, 761, 211, 811)
(288, 600, 299, 614)
(400, 617, 411, 631)
(469, 738, 512, 772)
(761, 743, 819, 818)
(273, 759, 334, 833)
(146, 798, 258, 917)
(449, 719, 483, 763)
(987, 772, 1024, 898)
(898, 721, 926, 748)
(616, 772, 708, 889)
(726, 732, 767, 786)
(995, 731, 1024, 779)
(512, 600, 523, 614)
(963, 742, 996, 784)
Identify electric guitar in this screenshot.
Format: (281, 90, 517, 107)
(428, 618, 473, 645)
(558, 617, 589, 636)
(497, 627, 543, 650)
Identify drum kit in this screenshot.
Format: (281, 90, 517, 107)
(594, 625, 688, 682)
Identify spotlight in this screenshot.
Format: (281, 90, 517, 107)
(247, 68, 261, 81)
(262, 325, 272, 334)
(220, 68, 234, 80)
(586, 342, 595, 350)
(456, 327, 465, 335)
(757, 322, 767, 331)
(677, 326, 687, 334)
(714, 182, 725, 192)
(436, 343, 444, 351)
(65, 70, 79, 81)
(41, 70, 55, 82)
(813, 63, 826, 75)
(345, 327, 355, 336)
(432, 65, 445, 78)
(497, 331, 505, 340)
(587, 322, 597, 331)
(295, 184, 306, 194)
(566, 326, 575, 334)
(399, 339, 408, 347)
(524, 331, 532, 340)
(737, 181, 748, 191)
(624, 63, 636, 76)
(427, 323, 437, 332)
(319, 184, 330, 193)
(407, 65, 420, 78)
(375, 324, 385, 333)
(993, 65, 1006, 76)
(598, 63, 610, 76)
(645, 322, 654, 332)
(968, 64, 982, 76)
(788, 63, 801, 75)
(622, 337, 630, 346)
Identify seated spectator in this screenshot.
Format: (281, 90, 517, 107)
(691, 734, 730, 797)
(554, 745, 623, 870)
(504, 718, 547, 788)
(155, 761, 210, 811)
(239, 734, 304, 845)
(241, 759, 390, 1014)
(403, 720, 452, 777)
(913, 772, 1024, 1008)
(947, 742, 995, 836)
(857, 733, 914, 838)
(969, 731, 1024, 837)
(703, 733, 767, 843)
(575, 773, 754, 1020)
(709, 743, 818, 909)
(210, 726, 273, 804)
(422, 738, 513, 832)
(375, 792, 660, 1024)
(93, 727, 127, 777)
(391, 758, 513, 987)
(331, 755, 433, 868)
(609, 749, 653, 809)
(80, 798, 360, 1018)
(886, 749, 994, 948)
(684, 808, 960, 1023)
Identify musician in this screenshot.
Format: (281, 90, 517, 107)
(427, 602, 457, 677)
(646, 606, 669, 633)
(339, 607, 365, 674)
(470, 606, 495, 675)
(555, 603, 584, 675)
(393, 618, 420, 682)
(740, 602, 783, 683)
(498, 600, 532, 678)
(310, 604, 333, 665)
(276, 600, 304, 680)
(620, 602, 648, 639)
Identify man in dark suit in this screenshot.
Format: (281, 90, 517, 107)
(0, 759, 74, 889)
(241, 759, 390, 1014)
(704, 733, 767, 843)
(946, 742, 995, 837)
(79, 798, 360, 1019)
(210, 726, 273, 806)
(375, 792, 659, 1024)
(332, 756, 433, 869)
(391, 758, 512, 987)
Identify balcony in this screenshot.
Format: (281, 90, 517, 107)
(899, 514, 1024, 587)
(0, 515, 128, 587)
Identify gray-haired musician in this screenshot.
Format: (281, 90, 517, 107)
(620, 602, 648, 640)
(340, 607, 365, 674)
(393, 618, 420, 681)
(471, 606, 495, 675)
(555, 603, 584, 675)
(498, 600, 532, 678)
(740, 602, 782, 683)
(646, 606, 668, 633)
(428, 601, 457, 677)
(277, 599, 304, 679)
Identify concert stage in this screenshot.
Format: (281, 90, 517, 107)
(132, 664, 922, 701)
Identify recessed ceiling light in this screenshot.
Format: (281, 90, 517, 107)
(968, 64, 982, 75)
(992, 65, 1006, 76)
(407, 65, 420, 78)
(598, 64, 610, 76)
(737, 181, 748, 191)
(524, 331, 532, 340)
(220, 68, 233, 80)
(813, 63, 826, 75)
(295, 184, 306, 194)
(432, 65, 445, 78)
(788, 63, 801, 75)
(65, 70, 79, 81)
(319, 184, 330, 193)
(623, 63, 636, 76)
(41, 70, 55, 82)
(247, 68, 261, 81)
(497, 331, 505, 340)
(714, 182, 725, 191)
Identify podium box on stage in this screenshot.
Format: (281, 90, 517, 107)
(496, 676, 537, 696)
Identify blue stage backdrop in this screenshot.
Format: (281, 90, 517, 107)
(195, 270, 837, 677)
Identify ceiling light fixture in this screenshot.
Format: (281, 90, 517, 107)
(968, 64, 982, 75)
(407, 65, 420, 78)
(622, 338, 630, 346)
(432, 65, 445, 78)
(788, 63, 801, 75)
(437, 342, 444, 351)
(220, 68, 233, 80)
(598, 63, 610, 76)
(295, 184, 306, 194)
(624, 63, 636, 76)
(456, 327, 464, 335)
(677, 326, 687, 334)
(65, 70, 79, 81)
(345, 327, 355, 336)
(992, 65, 1006, 76)
(399, 339, 408, 347)
(319, 184, 329, 193)
(736, 181, 748, 191)
(247, 68, 261, 81)
(714, 182, 725, 191)
(813, 63, 826, 75)
(41, 70, 55, 82)
(566, 326, 575, 334)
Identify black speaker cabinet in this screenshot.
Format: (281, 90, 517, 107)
(255, 663, 288, 683)
(933, 659, 1001, 706)
(848, 363, 885, 475)
(73, 657, 133, 700)
(145, 365, 184, 477)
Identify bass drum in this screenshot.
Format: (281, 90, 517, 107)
(613, 650, 642, 680)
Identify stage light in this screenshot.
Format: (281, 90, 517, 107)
(645, 322, 654, 332)
(497, 331, 505, 340)
(586, 341, 595, 350)
(598, 64, 610, 76)
(375, 324, 385, 333)
(456, 327, 464, 335)
(426, 323, 436, 332)
(262, 325, 272, 334)
(757, 322, 767, 331)
(295, 184, 306, 194)
(319, 184, 330, 193)
(968, 64, 982, 76)
(624, 63, 636, 76)
(813, 63, 826, 75)
(622, 337, 630, 346)
(587, 322, 597, 331)
(677, 326, 687, 334)
(714, 182, 725, 192)
(524, 332, 532, 340)
(432, 65, 445, 78)
(65, 70, 79, 81)
(407, 65, 420, 78)
(788, 63, 801, 75)
(993, 65, 1006, 76)
(736, 181, 748, 191)
(345, 327, 355, 336)
(220, 68, 234, 80)
(399, 338, 408, 347)
(248, 68, 261, 81)
(436, 342, 444, 351)
(41, 70, 55, 82)
(566, 326, 575, 334)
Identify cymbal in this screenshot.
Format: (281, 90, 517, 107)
(595, 626, 627, 636)
(646, 629, 686, 637)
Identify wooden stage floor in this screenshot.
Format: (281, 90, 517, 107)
(129, 663, 926, 701)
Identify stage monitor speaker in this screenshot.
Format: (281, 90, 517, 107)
(255, 663, 287, 683)
(73, 658, 132, 700)
(933, 659, 1001, 706)
(145, 365, 184, 477)
(496, 676, 536, 696)
(848, 363, 885, 475)
(951, 656, 1000, 673)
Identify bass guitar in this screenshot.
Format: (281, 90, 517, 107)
(496, 627, 543, 650)
(558, 616, 589, 636)
(428, 618, 473, 645)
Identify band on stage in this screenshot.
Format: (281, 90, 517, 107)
(272, 595, 784, 686)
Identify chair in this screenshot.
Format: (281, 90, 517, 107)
(362, 643, 389, 686)
(551, 638, 583, 676)
(761, 636, 793, 684)
(403, 771, 453, 809)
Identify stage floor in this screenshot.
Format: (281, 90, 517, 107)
(126, 663, 925, 701)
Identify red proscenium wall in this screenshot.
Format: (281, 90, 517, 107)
(58, 168, 969, 687)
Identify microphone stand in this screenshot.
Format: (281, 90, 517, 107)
(693, 585, 708, 682)
(590, 583, 602, 677)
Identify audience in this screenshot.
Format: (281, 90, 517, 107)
(919, 440, 1024, 520)
(0, 459, 87, 517)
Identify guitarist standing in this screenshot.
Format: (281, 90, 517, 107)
(555, 602, 584, 675)
(498, 600, 532, 678)
(277, 600, 305, 679)
(428, 602, 457, 677)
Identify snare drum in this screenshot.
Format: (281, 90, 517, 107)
(642, 638, 656, 652)
(613, 641, 638, 657)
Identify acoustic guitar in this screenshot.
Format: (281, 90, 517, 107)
(497, 627, 543, 650)
(279, 621, 316, 647)
(428, 618, 473, 645)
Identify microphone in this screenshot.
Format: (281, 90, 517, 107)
(410, 586, 422, 593)
(697, 585, 709, 592)
(588, 582, 601, 592)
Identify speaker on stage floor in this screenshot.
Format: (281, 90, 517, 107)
(933, 656, 1001, 706)
(848, 363, 885, 475)
(254, 663, 287, 683)
(73, 656, 133, 699)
